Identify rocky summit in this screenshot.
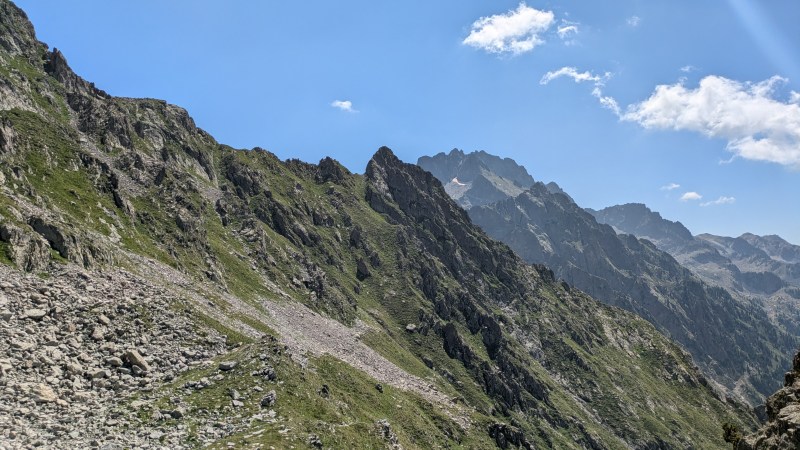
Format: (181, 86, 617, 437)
(0, 1, 783, 448)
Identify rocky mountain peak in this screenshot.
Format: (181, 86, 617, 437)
(367, 146, 471, 227)
(590, 202, 695, 250)
(0, 0, 40, 59)
(740, 233, 800, 264)
(417, 148, 535, 209)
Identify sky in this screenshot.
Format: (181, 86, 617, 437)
(15, 0, 800, 243)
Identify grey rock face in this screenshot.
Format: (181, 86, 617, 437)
(738, 351, 800, 449)
(0, 222, 51, 272)
(417, 149, 535, 209)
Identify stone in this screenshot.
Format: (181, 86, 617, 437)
(31, 383, 57, 403)
(91, 327, 106, 341)
(123, 349, 151, 372)
(24, 308, 47, 320)
(405, 323, 417, 333)
(308, 434, 323, 449)
(66, 361, 83, 374)
(251, 365, 276, 381)
(11, 339, 34, 351)
(0, 359, 12, 376)
(106, 356, 123, 367)
(260, 390, 277, 407)
(218, 361, 237, 371)
(91, 369, 110, 379)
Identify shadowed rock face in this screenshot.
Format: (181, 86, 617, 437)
(420, 151, 796, 405)
(0, 1, 762, 447)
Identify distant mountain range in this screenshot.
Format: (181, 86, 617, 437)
(591, 203, 800, 334)
(419, 149, 797, 405)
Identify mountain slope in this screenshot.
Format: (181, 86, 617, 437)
(592, 203, 800, 334)
(0, 1, 757, 448)
(421, 152, 796, 405)
(697, 234, 800, 287)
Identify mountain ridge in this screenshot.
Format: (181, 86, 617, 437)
(420, 150, 797, 405)
(0, 1, 759, 448)
(592, 203, 800, 335)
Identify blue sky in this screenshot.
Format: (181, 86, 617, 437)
(16, 0, 800, 243)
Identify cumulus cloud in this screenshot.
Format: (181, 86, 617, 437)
(700, 196, 736, 207)
(463, 3, 555, 55)
(660, 183, 681, 191)
(791, 91, 800, 104)
(680, 192, 702, 201)
(622, 75, 800, 167)
(627, 16, 641, 27)
(331, 100, 356, 113)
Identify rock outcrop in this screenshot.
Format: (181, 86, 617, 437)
(736, 351, 800, 448)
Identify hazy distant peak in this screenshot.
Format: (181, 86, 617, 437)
(417, 149, 535, 209)
(738, 232, 800, 264)
(590, 202, 695, 250)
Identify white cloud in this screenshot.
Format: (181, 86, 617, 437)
(790, 91, 800, 104)
(627, 16, 641, 27)
(540, 67, 618, 114)
(700, 196, 736, 207)
(680, 65, 696, 73)
(463, 3, 555, 55)
(680, 192, 702, 201)
(331, 100, 356, 113)
(660, 183, 681, 191)
(592, 87, 621, 116)
(557, 22, 579, 40)
(540, 67, 606, 85)
(622, 75, 800, 168)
